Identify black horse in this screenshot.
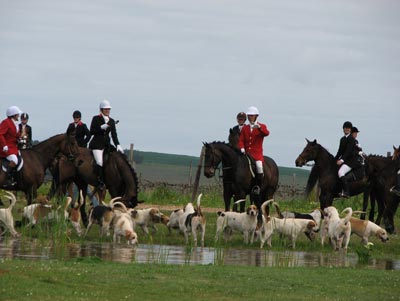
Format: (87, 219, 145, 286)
(0, 133, 79, 205)
(367, 146, 400, 234)
(203, 141, 279, 214)
(48, 147, 140, 226)
(295, 139, 369, 209)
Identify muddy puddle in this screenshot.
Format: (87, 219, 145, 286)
(1, 238, 399, 270)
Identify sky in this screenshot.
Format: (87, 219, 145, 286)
(1, 0, 399, 168)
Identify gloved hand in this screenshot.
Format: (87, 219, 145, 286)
(241, 148, 245, 154)
(100, 124, 109, 130)
(2, 145, 8, 153)
(116, 145, 124, 153)
(251, 121, 260, 129)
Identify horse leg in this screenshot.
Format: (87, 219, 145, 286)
(75, 182, 89, 227)
(368, 190, 376, 222)
(223, 183, 232, 212)
(360, 190, 369, 220)
(383, 194, 399, 234)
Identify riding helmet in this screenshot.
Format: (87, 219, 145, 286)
(73, 110, 82, 118)
(351, 126, 359, 133)
(99, 99, 112, 109)
(21, 113, 29, 120)
(6, 106, 22, 117)
(342, 121, 353, 129)
(246, 106, 259, 115)
(236, 112, 246, 120)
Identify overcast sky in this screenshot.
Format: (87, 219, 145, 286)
(1, 0, 399, 168)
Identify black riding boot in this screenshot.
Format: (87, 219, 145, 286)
(94, 164, 105, 190)
(340, 177, 350, 198)
(390, 172, 400, 197)
(252, 173, 263, 195)
(2, 162, 17, 187)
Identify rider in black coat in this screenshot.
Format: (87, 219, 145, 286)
(66, 110, 90, 148)
(89, 100, 123, 189)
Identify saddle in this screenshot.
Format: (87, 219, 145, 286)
(344, 165, 366, 182)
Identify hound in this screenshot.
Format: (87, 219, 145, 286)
(178, 194, 206, 247)
(0, 191, 19, 238)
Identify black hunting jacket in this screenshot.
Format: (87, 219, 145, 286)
(88, 114, 120, 150)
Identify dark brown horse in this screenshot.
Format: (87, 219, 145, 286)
(0, 133, 79, 205)
(295, 139, 369, 209)
(203, 141, 279, 214)
(48, 147, 140, 226)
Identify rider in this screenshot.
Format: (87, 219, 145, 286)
(229, 112, 247, 148)
(334, 121, 361, 198)
(89, 100, 124, 189)
(0, 106, 23, 187)
(351, 126, 365, 165)
(66, 110, 91, 147)
(238, 106, 270, 195)
(18, 113, 33, 149)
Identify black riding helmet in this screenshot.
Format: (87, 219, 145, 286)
(342, 121, 352, 129)
(237, 112, 246, 120)
(21, 113, 29, 120)
(73, 110, 82, 118)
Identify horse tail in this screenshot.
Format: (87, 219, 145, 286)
(305, 165, 319, 197)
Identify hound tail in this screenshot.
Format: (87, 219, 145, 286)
(196, 193, 203, 216)
(272, 201, 284, 218)
(260, 199, 274, 219)
(4, 191, 17, 210)
(341, 207, 353, 224)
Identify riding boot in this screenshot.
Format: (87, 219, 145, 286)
(340, 177, 350, 198)
(2, 161, 17, 187)
(94, 164, 105, 190)
(390, 173, 400, 197)
(252, 173, 263, 195)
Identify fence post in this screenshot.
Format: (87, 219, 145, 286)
(129, 144, 134, 165)
(191, 146, 205, 202)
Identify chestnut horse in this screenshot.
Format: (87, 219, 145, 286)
(0, 133, 79, 205)
(48, 147, 140, 226)
(203, 141, 279, 216)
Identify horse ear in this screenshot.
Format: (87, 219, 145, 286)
(305, 138, 310, 143)
(313, 139, 317, 144)
(394, 145, 396, 151)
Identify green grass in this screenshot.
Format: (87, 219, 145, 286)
(0, 260, 399, 301)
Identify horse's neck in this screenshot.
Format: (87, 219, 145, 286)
(33, 136, 64, 167)
(217, 144, 239, 167)
(314, 147, 337, 176)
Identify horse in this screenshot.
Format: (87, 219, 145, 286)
(0, 133, 79, 205)
(295, 139, 369, 209)
(48, 147, 140, 226)
(203, 141, 279, 214)
(369, 145, 400, 234)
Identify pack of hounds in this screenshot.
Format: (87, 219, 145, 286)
(0, 191, 389, 250)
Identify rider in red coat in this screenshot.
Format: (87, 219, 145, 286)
(0, 106, 23, 186)
(238, 106, 270, 194)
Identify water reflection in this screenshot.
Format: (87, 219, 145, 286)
(0, 237, 399, 270)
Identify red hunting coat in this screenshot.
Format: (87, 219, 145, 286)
(0, 117, 20, 158)
(238, 122, 270, 162)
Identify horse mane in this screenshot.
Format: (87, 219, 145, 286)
(113, 151, 139, 196)
(205, 140, 242, 156)
(32, 133, 64, 149)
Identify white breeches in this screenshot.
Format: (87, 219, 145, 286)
(6, 154, 18, 165)
(256, 161, 263, 174)
(338, 164, 352, 178)
(92, 149, 104, 166)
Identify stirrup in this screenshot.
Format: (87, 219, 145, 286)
(252, 185, 261, 195)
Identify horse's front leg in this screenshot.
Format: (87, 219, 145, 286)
(319, 191, 332, 210)
(223, 182, 232, 212)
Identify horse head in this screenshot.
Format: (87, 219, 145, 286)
(295, 138, 318, 167)
(60, 133, 80, 160)
(203, 142, 222, 178)
(228, 128, 240, 150)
